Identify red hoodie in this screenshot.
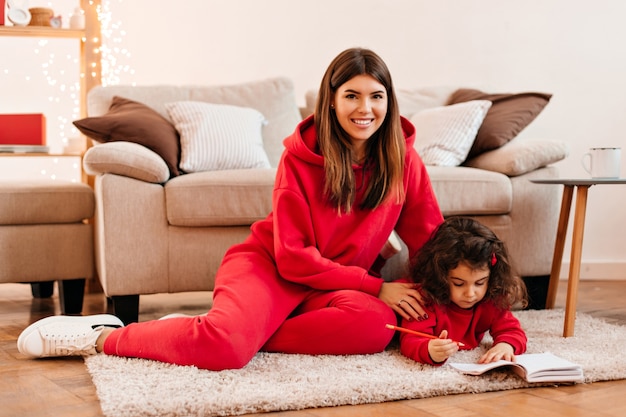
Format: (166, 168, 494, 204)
(399, 299, 528, 366)
(245, 115, 443, 296)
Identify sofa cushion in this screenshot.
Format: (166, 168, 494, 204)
(83, 141, 170, 184)
(447, 88, 552, 159)
(464, 138, 570, 177)
(165, 169, 276, 227)
(411, 100, 491, 166)
(74, 96, 181, 177)
(426, 166, 512, 216)
(87, 77, 302, 168)
(166, 101, 271, 173)
(0, 181, 94, 225)
(163, 166, 511, 227)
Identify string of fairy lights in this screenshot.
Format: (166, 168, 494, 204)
(0, 0, 133, 181)
(97, 0, 134, 87)
(67, 0, 134, 148)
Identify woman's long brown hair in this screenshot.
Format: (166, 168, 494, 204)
(315, 48, 405, 214)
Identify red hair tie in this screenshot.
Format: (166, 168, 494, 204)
(491, 253, 497, 267)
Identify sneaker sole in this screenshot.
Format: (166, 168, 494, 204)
(17, 314, 124, 356)
(158, 313, 194, 320)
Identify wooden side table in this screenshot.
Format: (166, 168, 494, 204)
(530, 178, 626, 337)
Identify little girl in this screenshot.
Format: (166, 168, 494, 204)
(396, 216, 528, 365)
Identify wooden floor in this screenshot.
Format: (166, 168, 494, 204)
(2, 280, 626, 417)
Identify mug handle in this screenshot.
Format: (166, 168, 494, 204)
(581, 153, 592, 175)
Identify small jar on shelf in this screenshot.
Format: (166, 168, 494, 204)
(69, 6, 85, 30)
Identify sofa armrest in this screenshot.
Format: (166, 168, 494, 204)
(93, 173, 169, 296)
(506, 166, 562, 276)
(463, 139, 570, 177)
(83, 141, 170, 184)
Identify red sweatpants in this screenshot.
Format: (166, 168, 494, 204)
(103, 244, 396, 370)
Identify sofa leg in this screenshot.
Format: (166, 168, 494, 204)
(522, 275, 550, 310)
(110, 295, 140, 325)
(30, 281, 54, 298)
(58, 278, 86, 315)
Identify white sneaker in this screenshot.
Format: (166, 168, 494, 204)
(17, 314, 124, 358)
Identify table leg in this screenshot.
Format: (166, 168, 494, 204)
(563, 185, 590, 337)
(546, 185, 574, 309)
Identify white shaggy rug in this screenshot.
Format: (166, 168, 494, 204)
(85, 309, 626, 417)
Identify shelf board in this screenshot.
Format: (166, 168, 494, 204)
(0, 152, 83, 157)
(0, 26, 85, 39)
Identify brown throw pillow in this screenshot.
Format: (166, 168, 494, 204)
(447, 88, 552, 159)
(73, 96, 181, 177)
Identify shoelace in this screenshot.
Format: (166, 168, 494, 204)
(41, 326, 101, 356)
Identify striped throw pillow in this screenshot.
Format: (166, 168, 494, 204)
(411, 100, 492, 166)
(166, 101, 271, 173)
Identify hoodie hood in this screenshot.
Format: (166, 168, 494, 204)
(282, 114, 416, 165)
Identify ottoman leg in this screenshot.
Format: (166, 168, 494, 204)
(58, 278, 86, 315)
(31, 281, 54, 298)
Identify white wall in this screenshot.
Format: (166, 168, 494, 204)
(1, 0, 625, 277)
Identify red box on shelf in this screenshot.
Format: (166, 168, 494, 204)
(0, 114, 47, 145)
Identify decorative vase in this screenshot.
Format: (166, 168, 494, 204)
(69, 6, 85, 30)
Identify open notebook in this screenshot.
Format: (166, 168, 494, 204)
(448, 352, 584, 383)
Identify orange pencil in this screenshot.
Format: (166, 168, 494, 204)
(385, 324, 465, 347)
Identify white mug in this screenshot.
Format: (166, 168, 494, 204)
(581, 147, 621, 179)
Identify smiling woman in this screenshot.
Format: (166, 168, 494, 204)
(18, 47, 444, 373)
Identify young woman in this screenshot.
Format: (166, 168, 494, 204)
(18, 48, 443, 370)
(396, 216, 528, 366)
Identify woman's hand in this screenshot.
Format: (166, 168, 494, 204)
(379, 282, 427, 321)
(478, 342, 515, 364)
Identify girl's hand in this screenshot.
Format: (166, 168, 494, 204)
(428, 330, 459, 363)
(379, 282, 427, 321)
(478, 342, 515, 364)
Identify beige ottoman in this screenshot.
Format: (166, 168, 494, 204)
(0, 180, 95, 314)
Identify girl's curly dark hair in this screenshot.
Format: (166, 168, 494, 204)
(409, 216, 527, 310)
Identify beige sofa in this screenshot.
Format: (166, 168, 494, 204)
(82, 77, 568, 324)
